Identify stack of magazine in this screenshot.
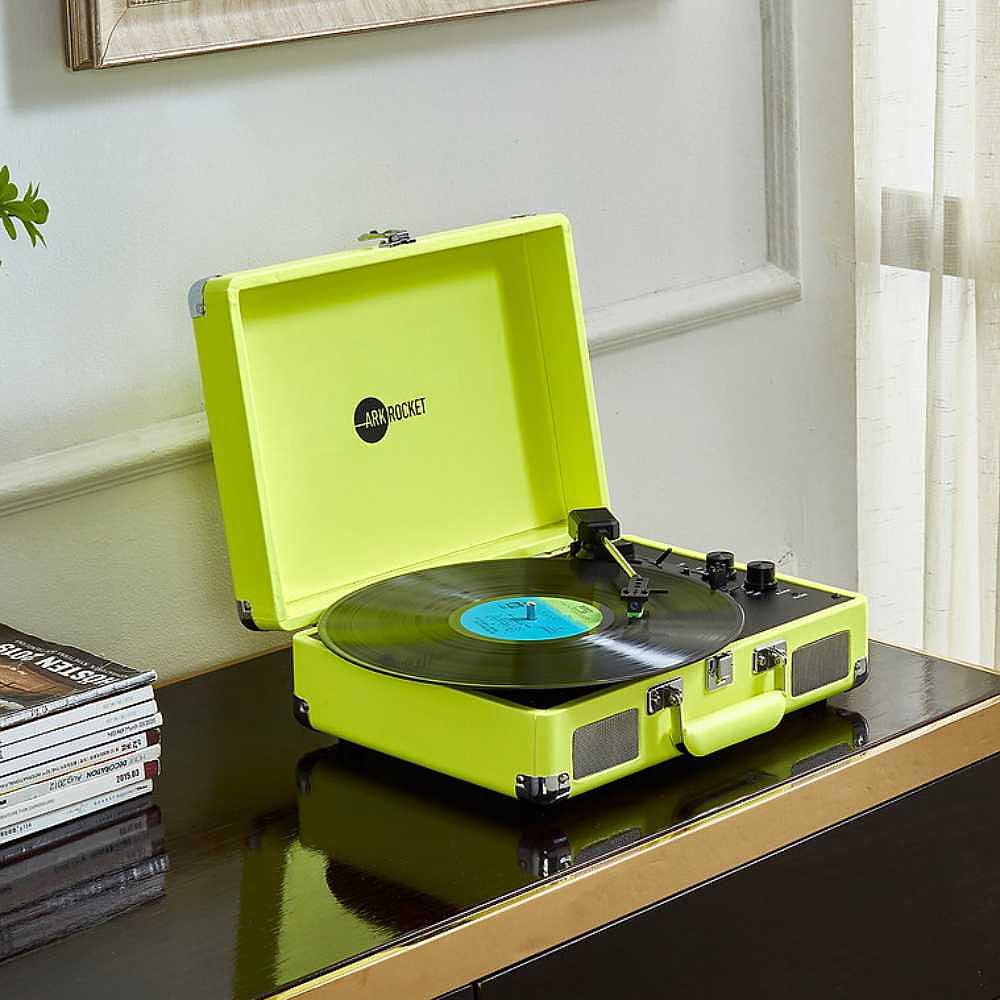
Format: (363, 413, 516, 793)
(0, 624, 161, 846)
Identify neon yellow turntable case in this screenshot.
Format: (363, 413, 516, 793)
(192, 214, 868, 804)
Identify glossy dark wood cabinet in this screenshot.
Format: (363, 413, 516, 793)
(478, 754, 1000, 999)
(0, 642, 998, 999)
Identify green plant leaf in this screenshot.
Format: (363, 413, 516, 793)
(0, 169, 49, 262)
(23, 220, 42, 247)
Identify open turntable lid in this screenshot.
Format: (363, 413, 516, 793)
(193, 214, 610, 631)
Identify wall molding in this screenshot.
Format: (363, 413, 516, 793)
(4, 0, 800, 518)
(760, 0, 800, 279)
(590, 0, 800, 354)
(587, 263, 800, 355)
(0, 414, 210, 518)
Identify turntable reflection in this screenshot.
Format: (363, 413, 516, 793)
(295, 705, 869, 931)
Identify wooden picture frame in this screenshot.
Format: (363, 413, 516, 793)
(64, 0, 590, 71)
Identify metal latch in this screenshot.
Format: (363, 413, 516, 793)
(706, 651, 734, 691)
(646, 677, 683, 715)
(752, 640, 787, 674)
(358, 228, 415, 248)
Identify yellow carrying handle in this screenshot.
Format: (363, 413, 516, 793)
(681, 691, 786, 757)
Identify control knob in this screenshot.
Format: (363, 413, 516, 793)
(705, 551, 736, 590)
(745, 560, 777, 593)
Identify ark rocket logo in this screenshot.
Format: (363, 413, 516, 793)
(353, 395, 428, 444)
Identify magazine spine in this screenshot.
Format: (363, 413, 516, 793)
(0, 714, 162, 777)
(0, 670, 158, 730)
(0, 684, 155, 745)
(0, 745, 162, 812)
(0, 730, 160, 799)
(0, 781, 153, 846)
(0, 700, 158, 762)
(0, 758, 159, 831)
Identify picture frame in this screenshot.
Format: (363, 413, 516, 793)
(64, 0, 591, 71)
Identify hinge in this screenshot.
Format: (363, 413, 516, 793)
(357, 228, 415, 248)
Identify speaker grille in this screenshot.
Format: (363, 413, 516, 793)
(791, 631, 850, 696)
(572, 709, 639, 779)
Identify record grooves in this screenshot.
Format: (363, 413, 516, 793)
(318, 557, 745, 690)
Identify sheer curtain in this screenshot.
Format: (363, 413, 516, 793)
(855, 0, 1000, 666)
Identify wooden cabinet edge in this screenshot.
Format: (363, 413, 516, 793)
(271, 694, 1000, 1000)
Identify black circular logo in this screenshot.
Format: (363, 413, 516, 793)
(354, 397, 389, 443)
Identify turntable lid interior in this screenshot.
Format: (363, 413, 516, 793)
(195, 215, 610, 630)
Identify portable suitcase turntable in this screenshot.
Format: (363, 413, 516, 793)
(191, 214, 868, 804)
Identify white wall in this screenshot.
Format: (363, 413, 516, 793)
(0, 0, 856, 681)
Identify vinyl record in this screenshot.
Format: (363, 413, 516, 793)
(317, 557, 744, 690)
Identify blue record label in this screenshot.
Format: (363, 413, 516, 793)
(457, 596, 604, 642)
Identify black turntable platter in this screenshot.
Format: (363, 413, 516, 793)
(317, 557, 744, 690)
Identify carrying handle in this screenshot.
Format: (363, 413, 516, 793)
(678, 691, 786, 757)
